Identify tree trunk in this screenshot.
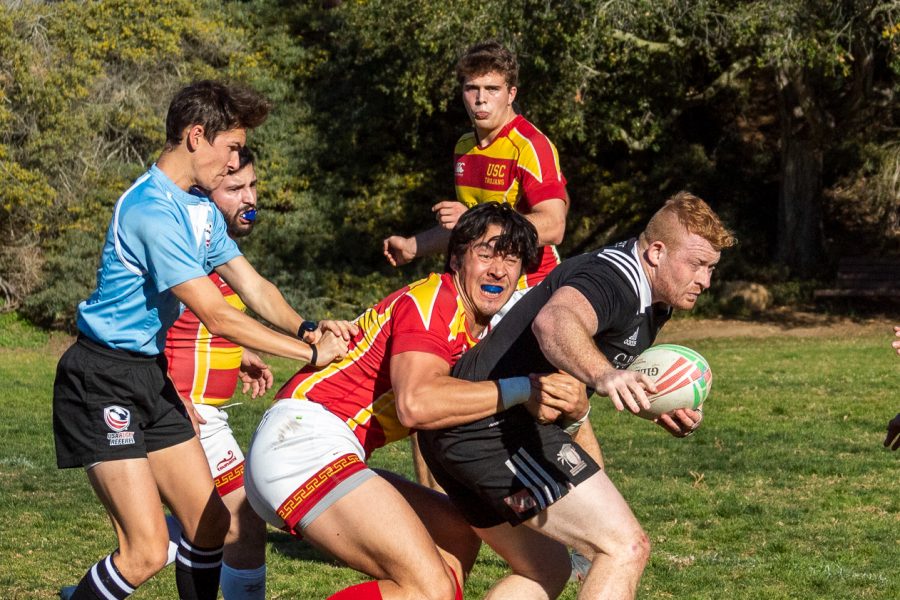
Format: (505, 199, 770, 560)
(776, 67, 826, 276)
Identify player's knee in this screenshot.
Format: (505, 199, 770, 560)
(120, 539, 171, 581)
(227, 501, 267, 552)
(615, 528, 651, 569)
(398, 569, 457, 600)
(234, 495, 262, 529)
(192, 496, 232, 546)
(425, 572, 459, 600)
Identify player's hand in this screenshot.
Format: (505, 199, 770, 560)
(524, 398, 562, 425)
(307, 319, 359, 343)
(594, 368, 655, 414)
(312, 330, 350, 366)
(239, 350, 274, 399)
(383, 236, 417, 267)
(180, 397, 206, 437)
(656, 406, 703, 438)
(884, 413, 900, 450)
(892, 326, 900, 356)
(432, 201, 468, 231)
(528, 372, 589, 421)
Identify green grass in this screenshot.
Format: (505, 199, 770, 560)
(0, 321, 898, 599)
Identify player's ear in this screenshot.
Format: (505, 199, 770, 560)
(449, 253, 461, 273)
(186, 125, 205, 152)
(507, 86, 517, 105)
(646, 241, 666, 267)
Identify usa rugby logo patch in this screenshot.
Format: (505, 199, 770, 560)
(103, 406, 136, 446)
(104, 406, 131, 432)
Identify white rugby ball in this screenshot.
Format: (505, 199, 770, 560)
(626, 344, 712, 420)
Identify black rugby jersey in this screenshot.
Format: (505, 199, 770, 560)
(452, 238, 672, 383)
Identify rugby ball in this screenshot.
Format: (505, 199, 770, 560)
(626, 344, 711, 420)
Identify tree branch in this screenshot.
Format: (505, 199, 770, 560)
(610, 29, 680, 53)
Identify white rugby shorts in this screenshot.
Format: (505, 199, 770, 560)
(244, 399, 375, 534)
(194, 403, 246, 497)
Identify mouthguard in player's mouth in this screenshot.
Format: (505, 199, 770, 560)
(481, 284, 503, 294)
(241, 208, 257, 222)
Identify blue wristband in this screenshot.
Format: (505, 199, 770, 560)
(498, 377, 531, 411)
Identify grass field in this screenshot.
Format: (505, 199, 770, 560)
(0, 313, 897, 599)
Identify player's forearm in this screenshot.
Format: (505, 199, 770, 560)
(204, 307, 312, 362)
(396, 377, 502, 429)
(237, 278, 303, 336)
(413, 226, 452, 258)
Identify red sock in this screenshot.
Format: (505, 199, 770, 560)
(326, 581, 382, 600)
(450, 567, 463, 600)
(326, 570, 460, 600)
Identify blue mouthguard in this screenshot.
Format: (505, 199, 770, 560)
(241, 208, 257, 222)
(481, 285, 503, 294)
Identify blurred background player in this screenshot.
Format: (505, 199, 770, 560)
(53, 80, 353, 600)
(418, 192, 735, 599)
(383, 40, 568, 322)
(382, 41, 596, 576)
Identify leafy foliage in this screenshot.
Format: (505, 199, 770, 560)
(1, 0, 899, 327)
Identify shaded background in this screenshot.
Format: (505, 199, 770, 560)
(2, 0, 898, 326)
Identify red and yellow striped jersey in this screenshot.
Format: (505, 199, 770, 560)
(165, 272, 245, 406)
(454, 114, 567, 287)
(275, 272, 478, 456)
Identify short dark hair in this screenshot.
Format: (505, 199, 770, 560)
(165, 81, 271, 149)
(456, 41, 519, 88)
(446, 202, 539, 273)
(236, 145, 255, 172)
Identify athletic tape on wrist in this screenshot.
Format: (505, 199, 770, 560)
(498, 377, 531, 411)
(563, 405, 592, 435)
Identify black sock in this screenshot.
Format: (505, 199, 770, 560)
(174, 536, 223, 600)
(70, 554, 135, 600)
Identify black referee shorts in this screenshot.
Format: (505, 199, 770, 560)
(417, 405, 600, 529)
(53, 336, 195, 469)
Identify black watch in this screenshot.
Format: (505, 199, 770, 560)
(297, 320, 318, 340)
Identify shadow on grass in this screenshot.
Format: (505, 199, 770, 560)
(268, 531, 341, 564)
(674, 301, 900, 330)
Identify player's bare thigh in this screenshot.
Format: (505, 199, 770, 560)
(244, 400, 456, 594)
(303, 474, 452, 588)
(149, 436, 229, 547)
(524, 470, 645, 557)
(375, 469, 481, 579)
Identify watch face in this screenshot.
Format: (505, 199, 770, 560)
(301, 321, 317, 333)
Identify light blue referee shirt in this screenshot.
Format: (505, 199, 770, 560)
(77, 165, 242, 355)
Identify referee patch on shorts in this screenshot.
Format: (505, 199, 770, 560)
(503, 448, 563, 514)
(103, 405, 136, 446)
(556, 443, 588, 476)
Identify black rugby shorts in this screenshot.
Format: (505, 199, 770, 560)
(53, 336, 195, 469)
(417, 405, 600, 528)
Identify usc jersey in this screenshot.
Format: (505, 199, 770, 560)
(165, 272, 245, 406)
(275, 272, 479, 456)
(454, 114, 567, 288)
